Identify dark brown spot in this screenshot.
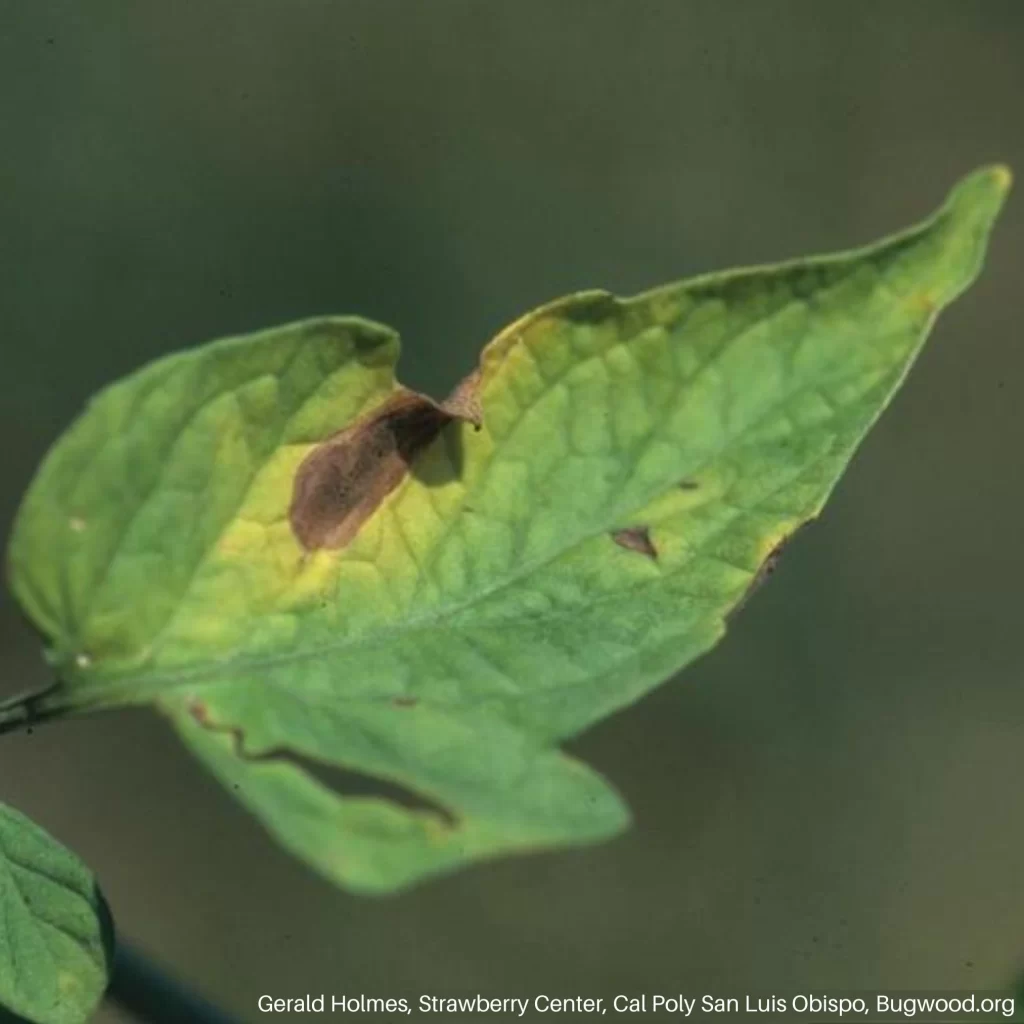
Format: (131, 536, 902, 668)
(678, 479, 700, 490)
(611, 525, 658, 560)
(289, 385, 479, 551)
(392, 695, 418, 708)
(757, 545, 785, 581)
(188, 699, 210, 725)
(727, 532, 799, 623)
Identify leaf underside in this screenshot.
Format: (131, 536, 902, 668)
(0, 804, 112, 1024)
(5, 167, 1010, 892)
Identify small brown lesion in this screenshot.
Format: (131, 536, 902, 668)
(187, 699, 210, 725)
(727, 531, 799, 622)
(391, 695, 418, 708)
(751, 544, 785, 588)
(611, 525, 658, 560)
(678, 479, 700, 491)
(289, 382, 482, 552)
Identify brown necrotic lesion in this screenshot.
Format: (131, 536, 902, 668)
(289, 379, 481, 552)
(611, 525, 658, 560)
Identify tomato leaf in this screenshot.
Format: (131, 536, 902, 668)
(0, 804, 113, 1024)
(5, 167, 1010, 891)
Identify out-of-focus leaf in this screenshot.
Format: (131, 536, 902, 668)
(0, 804, 112, 1024)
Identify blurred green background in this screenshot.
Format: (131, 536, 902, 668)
(1, 3, 1023, 1022)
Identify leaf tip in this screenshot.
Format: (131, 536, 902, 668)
(900, 163, 1012, 310)
(991, 163, 1013, 193)
(941, 163, 1012, 237)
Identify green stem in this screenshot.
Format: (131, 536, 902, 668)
(108, 941, 242, 1024)
(0, 684, 62, 736)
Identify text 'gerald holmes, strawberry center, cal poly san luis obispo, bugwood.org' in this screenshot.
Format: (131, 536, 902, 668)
(257, 991, 1016, 1017)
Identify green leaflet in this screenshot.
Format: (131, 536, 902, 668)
(0, 804, 113, 1024)
(5, 167, 1009, 892)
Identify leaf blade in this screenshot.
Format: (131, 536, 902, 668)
(6, 166, 1010, 890)
(0, 805, 113, 1024)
